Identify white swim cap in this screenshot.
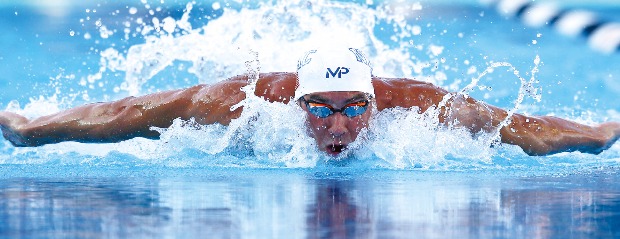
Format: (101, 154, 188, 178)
(295, 48, 374, 100)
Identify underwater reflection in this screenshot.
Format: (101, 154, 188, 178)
(500, 188, 620, 238)
(0, 177, 237, 238)
(0, 178, 171, 238)
(1, 173, 620, 238)
(302, 174, 620, 239)
(306, 180, 370, 239)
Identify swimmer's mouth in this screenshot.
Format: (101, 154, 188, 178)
(326, 144, 347, 156)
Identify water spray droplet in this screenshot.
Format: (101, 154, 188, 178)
(429, 44, 444, 56)
(212, 2, 221, 10)
(162, 17, 176, 34)
(412, 25, 421, 35)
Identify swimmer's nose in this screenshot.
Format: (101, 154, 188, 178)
(327, 113, 348, 137)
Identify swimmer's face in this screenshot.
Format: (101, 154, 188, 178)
(299, 91, 372, 156)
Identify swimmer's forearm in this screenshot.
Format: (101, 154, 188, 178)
(441, 95, 619, 155)
(12, 99, 169, 146)
(11, 121, 159, 146)
(500, 115, 620, 156)
(6, 87, 201, 146)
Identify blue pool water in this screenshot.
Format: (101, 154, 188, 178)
(1, 0, 620, 238)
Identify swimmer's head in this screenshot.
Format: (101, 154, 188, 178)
(295, 48, 375, 156)
(295, 48, 374, 100)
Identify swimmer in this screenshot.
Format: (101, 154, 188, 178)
(1, 48, 619, 156)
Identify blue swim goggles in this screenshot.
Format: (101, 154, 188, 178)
(302, 99, 369, 118)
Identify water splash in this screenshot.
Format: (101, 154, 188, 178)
(1, 0, 618, 170)
(445, 55, 543, 148)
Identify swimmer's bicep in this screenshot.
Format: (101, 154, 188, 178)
(189, 85, 246, 125)
(439, 94, 507, 131)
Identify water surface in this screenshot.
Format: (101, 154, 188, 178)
(1, 0, 620, 238)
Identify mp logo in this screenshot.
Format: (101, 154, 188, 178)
(325, 67, 349, 78)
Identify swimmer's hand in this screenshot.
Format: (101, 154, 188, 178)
(590, 122, 620, 154)
(0, 111, 31, 147)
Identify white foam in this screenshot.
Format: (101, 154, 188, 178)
(91, 0, 448, 95)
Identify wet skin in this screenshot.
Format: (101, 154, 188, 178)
(299, 92, 372, 156)
(1, 72, 619, 156)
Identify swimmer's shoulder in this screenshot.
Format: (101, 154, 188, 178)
(255, 72, 297, 103)
(192, 72, 296, 104)
(372, 76, 440, 89)
(373, 76, 448, 110)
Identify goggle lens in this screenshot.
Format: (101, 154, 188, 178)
(305, 101, 368, 118)
(342, 103, 368, 117)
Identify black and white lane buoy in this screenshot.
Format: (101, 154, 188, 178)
(483, 0, 620, 54)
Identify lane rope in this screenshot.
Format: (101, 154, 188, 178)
(482, 0, 620, 54)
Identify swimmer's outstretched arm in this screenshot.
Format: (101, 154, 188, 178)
(374, 77, 620, 156)
(444, 94, 620, 156)
(0, 78, 247, 147)
(501, 113, 620, 155)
